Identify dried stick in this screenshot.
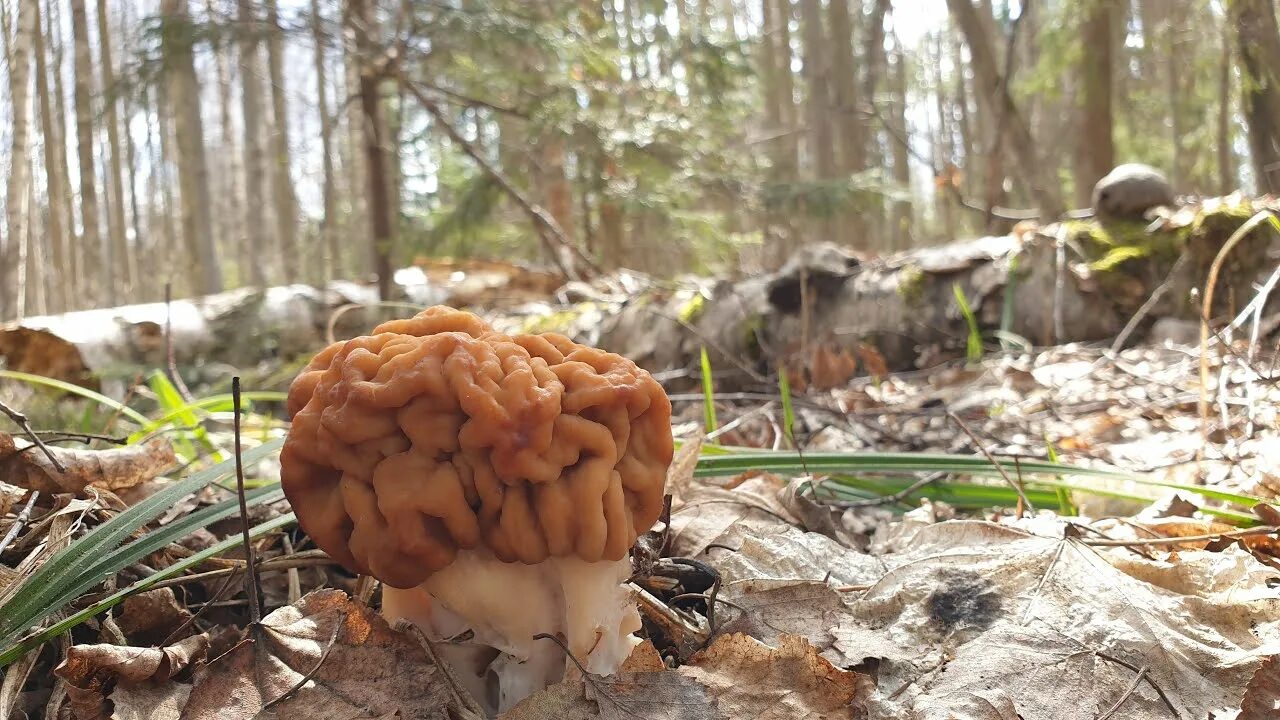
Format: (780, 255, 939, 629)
(0, 400, 66, 473)
(232, 378, 263, 625)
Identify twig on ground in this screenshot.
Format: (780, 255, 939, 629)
(1096, 663, 1149, 720)
(0, 400, 66, 473)
(0, 491, 39, 556)
(948, 411, 1035, 515)
(232, 378, 263, 626)
(261, 613, 346, 711)
(164, 283, 194, 403)
(398, 622, 487, 720)
(1080, 525, 1276, 547)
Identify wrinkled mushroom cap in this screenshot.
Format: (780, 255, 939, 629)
(280, 306, 673, 589)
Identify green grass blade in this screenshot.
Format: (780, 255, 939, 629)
(135, 391, 289, 437)
(694, 451, 1267, 507)
(777, 369, 795, 448)
(146, 370, 203, 459)
(952, 283, 983, 363)
(0, 513, 297, 667)
(0, 370, 149, 426)
(0, 438, 283, 647)
(1000, 253, 1020, 350)
(0, 485, 285, 651)
(699, 347, 718, 432)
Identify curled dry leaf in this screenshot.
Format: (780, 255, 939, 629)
(0, 434, 176, 495)
(182, 589, 456, 720)
(54, 633, 211, 720)
(501, 632, 868, 720)
(1239, 654, 1280, 720)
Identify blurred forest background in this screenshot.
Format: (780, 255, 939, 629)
(0, 0, 1274, 320)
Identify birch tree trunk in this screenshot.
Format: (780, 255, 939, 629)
(889, 45, 912, 247)
(312, 0, 339, 284)
(237, 0, 269, 286)
(161, 0, 223, 296)
(97, 0, 133, 305)
(265, 0, 299, 284)
(33, 0, 71, 313)
(2, 0, 35, 320)
(70, 0, 102, 306)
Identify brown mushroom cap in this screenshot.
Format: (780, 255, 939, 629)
(280, 306, 673, 589)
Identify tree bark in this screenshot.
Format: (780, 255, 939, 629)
(1231, 0, 1280, 194)
(889, 45, 912, 248)
(237, 0, 269, 287)
(1217, 10, 1236, 194)
(162, 0, 223, 296)
(347, 0, 393, 299)
(800, 0, 836, 237)
(265, 0, 299, 284)
(97, 0, 133, 305)
(70, 0, 102, 306)
(827, 0, 864, 249)
(312, 0, 339, 284)
(2, 0, 35, 320)
(1075, 0, 1116, 206)
(343, 6, 369, 277)
(207, 0, 244, 288)
(946, 0, 1063, 217)
(32, 0, 71, 313)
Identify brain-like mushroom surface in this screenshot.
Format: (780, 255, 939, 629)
(280, 306, 674, 590)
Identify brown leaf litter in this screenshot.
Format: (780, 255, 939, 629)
(0, 431, 176, 495)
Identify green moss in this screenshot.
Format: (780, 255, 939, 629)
(896, 263, 926, 306)
(677, 293, 706, 324)
(519, 303, 597, 335)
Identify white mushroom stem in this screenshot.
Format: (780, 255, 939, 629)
(381, 549, 642, 716)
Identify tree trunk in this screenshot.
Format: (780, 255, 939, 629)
(237, 0, 269, 287)
(1218, 10, 1236, 194)
(827, 0, 864, 250)
(760, 0, 796, 264)
(946, 0, 1063, 217)
(1075, 0, 1116, 206)
(153, 79, 181, 291)
(889, 45, 912, 248)
(33, 0, 71, 313)
(265, 0, 299, 285)
(800, 0, 836, 239)
(162, 0, 223, 296)
(2, 0, 35, 320)
(1231, 0, 1280, 194)
(347, 0, 393, 299)
(97, 0, 133, 305)
(207, 0, 243, 288)
(312, 0, 339, 284)
(343, 6, 369, 278)
(70, 0, 102, 307)
(46, 0, 81, 306)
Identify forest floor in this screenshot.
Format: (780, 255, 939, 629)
(2, 281, 1280, 719)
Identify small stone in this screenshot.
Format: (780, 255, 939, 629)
(1092, 163, 1175, 220)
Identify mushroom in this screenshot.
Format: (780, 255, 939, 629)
(280, 306, 673, 715)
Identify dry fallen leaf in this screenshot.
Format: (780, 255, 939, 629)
(829, 520, 1280, 719)
(115, 588, 194, 647)
(501, 633, 868, 720)
(1239, 654, 1280, 720)
(715, 581, 850, 664)
(182, 588, 457, 720)
(54, 633, 211, 720)
(0, 433, 176, 494)
(682, 633, 869, 719)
